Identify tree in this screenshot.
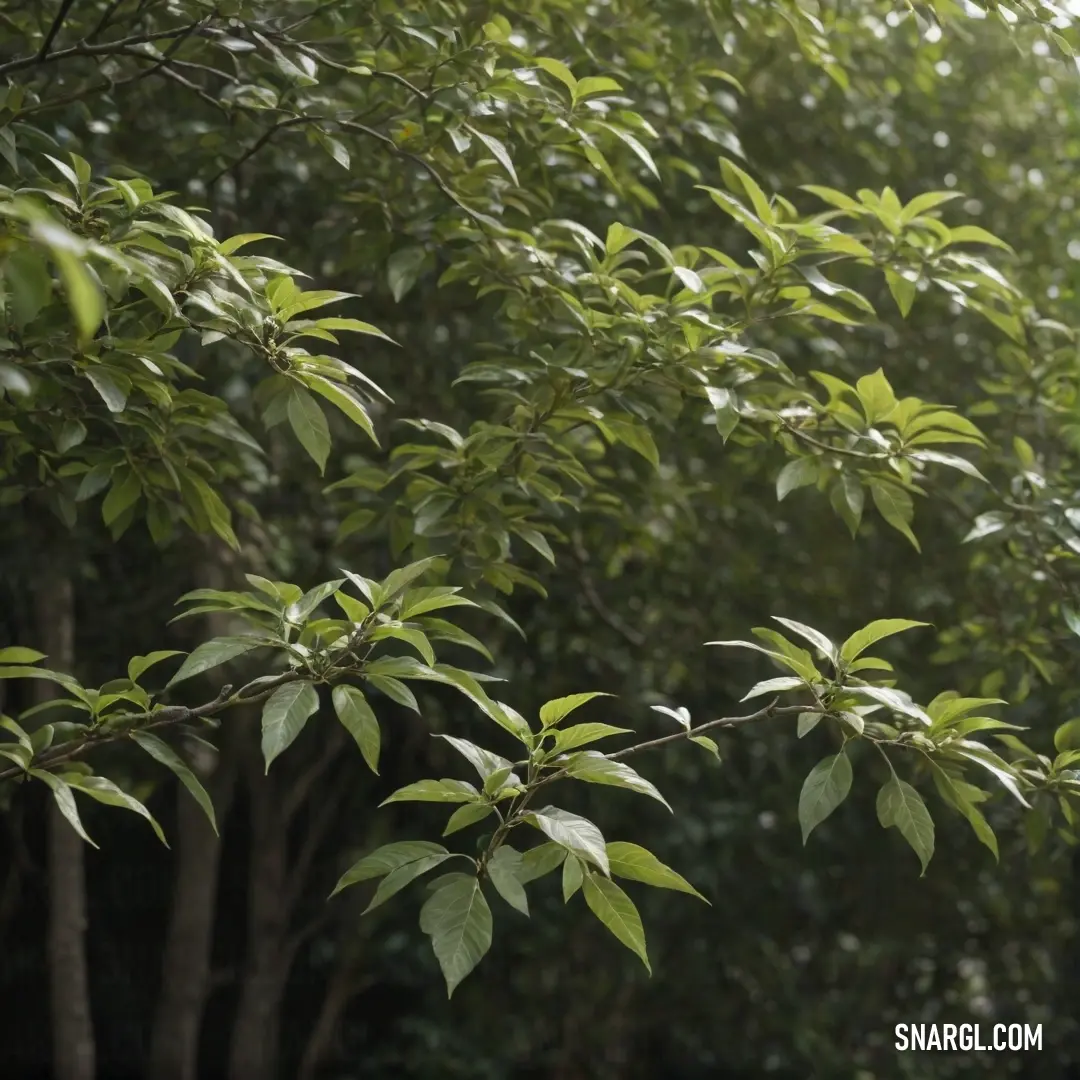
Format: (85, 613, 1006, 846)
(2, 0, 1079, 1075)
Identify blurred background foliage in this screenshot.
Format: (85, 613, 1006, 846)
(1, 0, 1079, 1077)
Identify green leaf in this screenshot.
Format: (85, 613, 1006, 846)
(947, 225, 1014, 252)
(219, 232, 281, 255)
(909, 450, 986, 482)
(797, 711, 822, 738)
(549, 723, 631, 754)
(605, 222, 636, 256)
(261, 681, 319, 772)
(512, 524, 556, 564)
(831, 473, 864, 537)
(399, 587, 476, 620)
(332, 685, 380, 774)
(29, 769, 98, 847)
(563, 753, 671, 810)
(798, 752, 853, 843)
(876, 777, 935, 875)
(540, 692, 613, 729)
(46, 237, 104, 343)
(906, 410, 986, 444)
(574, 75, 622, 100)
(63, 774, 168, 846)
(839, 619, 929, 664)
(365, 854, 453, 912)
(167, 637, 263, 687)
(0, 647, 46, 664)
(420, 875, 493, 998)
(720, 157, 774, 223)
(6, 249, 52, 327)
(741, 676, 805, 701)
(101, 466, 142, 526)
(304, 374, 378, 446)
(365, 674, 419, 712)
(334, 591, 371, 624)
(288, 578, 346, 624)
(381, 556, 443, 602)
(85, 368, 130, 413)
(849, 685, 931, 725)
(689, 735, 721, 761)
(947, 746, 1031, 807)
(287, 386, 331, 474)
(387, 246, 426, 302)
(605, 841, 708, 901)
(536, 57, 578, 93)
(885, 269, 916, 317)
(582, 874, 650, 973)
(707, 386, 740, 441)
(330, 840, 449, 897)
(796, 301, 863, 325)
(57, 419, 87, 453)
(127, 651, 183, 684)
(419, 619, 493, 663)
(465, 125, 518, 187)
(929, 763, 998, 861)
(518, 842, 567, 883)
(443, 803, 494, 836)
(1055, 718, 1080, 753)
(606, 418, 659, 469)
(312, 317, 394, 343)
(526, 806, 609, 873)
(380, 779, 480, 805)
(776, 458, 819, 502)
(562, 852, 584, 901)
(771, 617, 836, 663)
(436, 735, 514, 783)
(855, 369, 898, 425)
(0, 666, 81, 695)
(487, 846, 529, 915)
(0, 715, 31, 749)
(902, 190, 962, 220)
(398, 661, 523, 739)
(868, 480, 920, 551)
(131, 732, 217, 835)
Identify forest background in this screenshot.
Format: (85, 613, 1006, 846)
(1, 0, 1080, 1077)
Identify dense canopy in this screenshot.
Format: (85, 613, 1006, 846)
(1, 0, 1079, 1077)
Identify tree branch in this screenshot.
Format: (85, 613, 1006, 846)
(209, 115, 322, 185)
(570, 530, 646, 648)
(0, 23, 205, 77)
(37, 0, 79, 61)
(0, 670, 302, 783)
(607, 699, 809, 760)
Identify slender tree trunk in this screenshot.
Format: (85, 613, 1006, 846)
(227, 725, 350, 1080)
(149, 554, 238, 1080)
(297, 948, 368, 1080)
(148, 742, 238, 1080)
(40, 575, 96, 1080)
(227, 743, 290, 1080)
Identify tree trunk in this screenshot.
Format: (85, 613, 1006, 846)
(297, 946, 369, 1080)
(227, 725, 349, 1080)
(149, 554, 238, 1080)
(148, 741, 238, 1080)
(40, 575, 96, 1080)
(227, 743, 290, 1080)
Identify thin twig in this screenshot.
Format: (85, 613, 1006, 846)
(87, 0, 132, 44)
(37, 0, 79, 61)
(209, 114, 321, 185)
(0, 671, 301, 783)
(0, 23, 203, 77)
(570, 530, 646, 647)
(607, 700, 808, 760)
